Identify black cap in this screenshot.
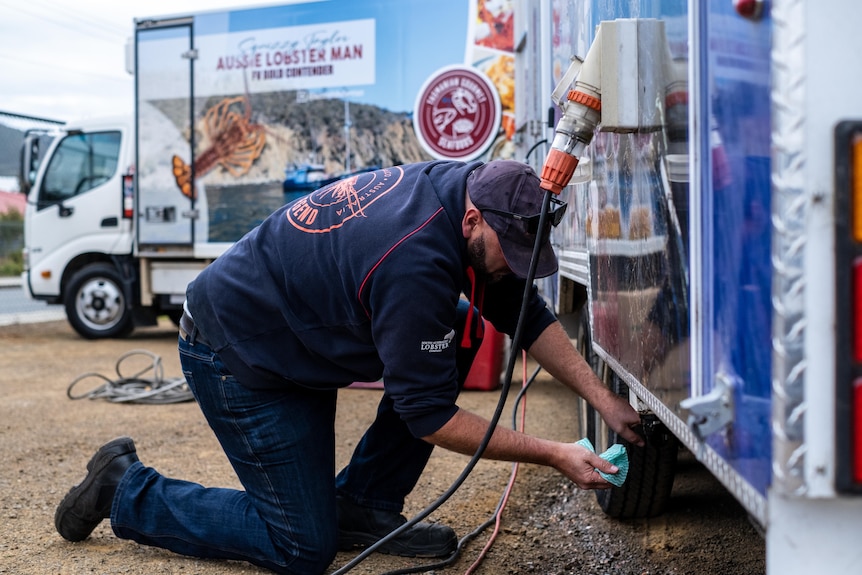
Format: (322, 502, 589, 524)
(467, 160, 558, 279)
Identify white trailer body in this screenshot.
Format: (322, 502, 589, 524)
(515, 0, 862, 572)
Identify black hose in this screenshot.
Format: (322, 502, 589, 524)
(525, 139, 548, 162)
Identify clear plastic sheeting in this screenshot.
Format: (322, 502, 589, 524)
(587, 130, 690, 412)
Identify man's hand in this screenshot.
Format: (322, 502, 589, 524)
(526, 321, 646, 447)
(597, 392, 645, 447)
(555, 442, 620, 490)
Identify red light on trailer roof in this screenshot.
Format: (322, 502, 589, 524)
(734, 0, 764, 20)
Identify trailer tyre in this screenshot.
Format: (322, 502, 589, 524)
(64, 263, 134, 339)
(578, 311, 678, 518)
(594, 406, 678, 519)
(590, 372, 678, 518)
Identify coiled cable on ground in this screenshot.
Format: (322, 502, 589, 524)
(66, 349, 193, 404)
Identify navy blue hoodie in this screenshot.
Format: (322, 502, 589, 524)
(187, 160, 555, 437)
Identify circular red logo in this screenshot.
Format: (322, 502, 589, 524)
(413, 65, 502, 161)
(286, 167, 404, 233)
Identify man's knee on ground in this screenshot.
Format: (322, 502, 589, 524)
(269, 522, 338, 575)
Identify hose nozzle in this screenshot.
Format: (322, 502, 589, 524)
(540, 149, 580, 194)
(539, 89, 601, 194)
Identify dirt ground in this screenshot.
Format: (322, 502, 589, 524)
(0, 318, 765, 575)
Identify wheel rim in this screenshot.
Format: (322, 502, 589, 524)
(75, 276, 125, 331)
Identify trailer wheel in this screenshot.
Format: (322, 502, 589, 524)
(578, 311, 678, 518)
(64, 263, 134, 339)
(592, 373, 678, 518)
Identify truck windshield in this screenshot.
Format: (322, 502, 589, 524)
(39, 131, 121, 207)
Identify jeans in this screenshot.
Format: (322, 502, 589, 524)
(111, 301, 484, 574)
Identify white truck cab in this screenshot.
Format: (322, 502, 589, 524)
(22, 117, 142, 338)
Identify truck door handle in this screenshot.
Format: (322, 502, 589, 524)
(59, 204, 74, 218)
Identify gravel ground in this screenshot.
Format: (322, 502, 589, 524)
(0, 318, 765, 574)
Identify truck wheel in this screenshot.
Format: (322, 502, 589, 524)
(578, 310, 678, 518)
(64, 263, 134, 339)
(591, 372, 678, 518)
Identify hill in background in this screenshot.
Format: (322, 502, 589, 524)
(1, 91, 434, 188)
(151, 90, 432, 185)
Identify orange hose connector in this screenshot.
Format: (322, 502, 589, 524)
(567, 89, 602, 112)
(540, 149, 580, 194)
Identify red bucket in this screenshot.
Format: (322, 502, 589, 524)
(464, 324, 506, 391)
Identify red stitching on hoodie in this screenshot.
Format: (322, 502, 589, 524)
(357, 207, 445, 318)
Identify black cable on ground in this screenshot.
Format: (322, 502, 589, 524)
(66, 349, 193, 404)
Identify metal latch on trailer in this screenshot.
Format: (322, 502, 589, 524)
(680, 371, 735, 442)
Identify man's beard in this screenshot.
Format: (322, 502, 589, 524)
(467, 232, 503, 284)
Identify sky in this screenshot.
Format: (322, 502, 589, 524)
(0, 0, 472, 125)
(0, 0, 262, 123)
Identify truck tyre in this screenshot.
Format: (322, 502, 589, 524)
(64, 263, 134, 339)
(578, 310, 678, 518)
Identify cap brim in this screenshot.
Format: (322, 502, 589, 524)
(497, 234, 558, 279)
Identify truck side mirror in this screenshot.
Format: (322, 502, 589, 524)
(18, 133, 41, 196)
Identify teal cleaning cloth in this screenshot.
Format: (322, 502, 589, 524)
(576, 438, 629, 487)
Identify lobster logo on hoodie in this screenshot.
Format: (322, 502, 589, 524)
(287, 167, 404, 233)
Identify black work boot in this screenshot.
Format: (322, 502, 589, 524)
(336, 495, 457, 558)
(55, 437, 139, 542)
